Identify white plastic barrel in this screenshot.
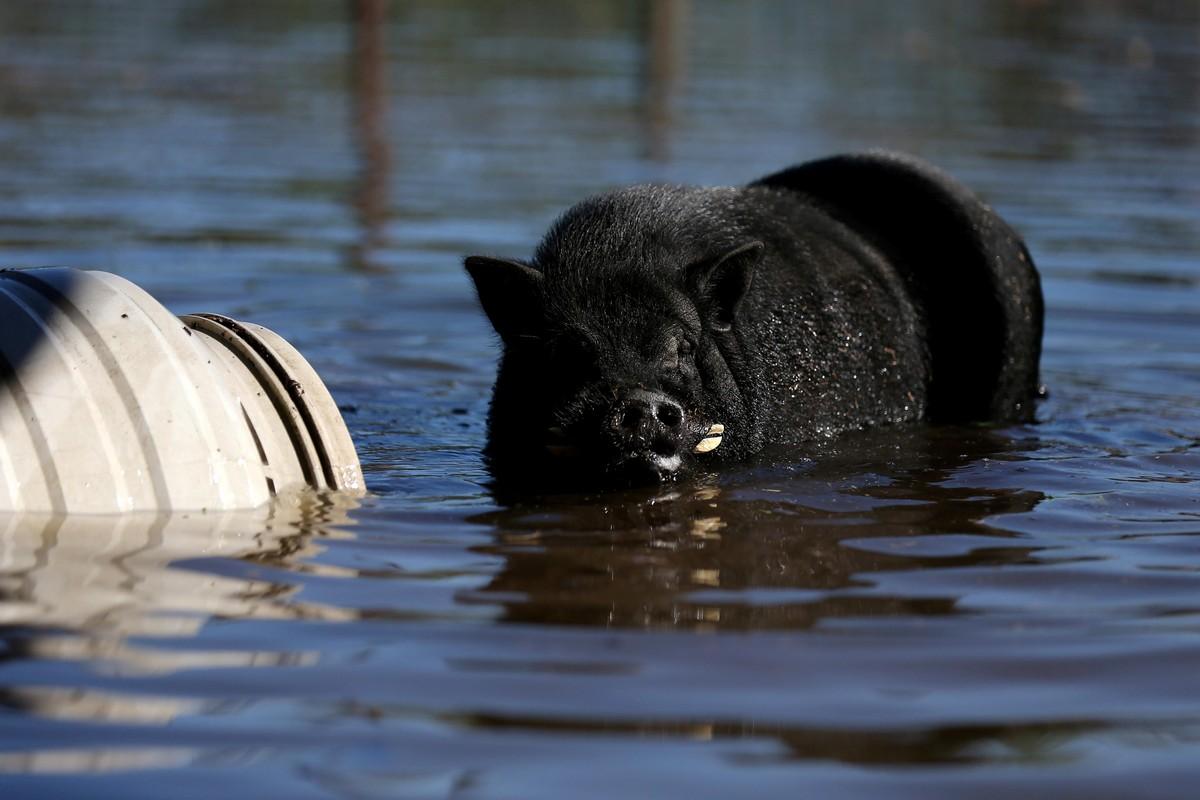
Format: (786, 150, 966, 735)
(0, 267, 365, 513)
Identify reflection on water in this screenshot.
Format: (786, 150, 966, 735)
(472, 428, 1046, 630)
(0, 493, 358, 775)
(0, 492, 360, 638)
(1, 0, 1200, 797)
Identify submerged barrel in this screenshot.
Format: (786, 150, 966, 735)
(0, 268, 365, 513)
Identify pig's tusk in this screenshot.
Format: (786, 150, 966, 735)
(693, 423, 724, 454)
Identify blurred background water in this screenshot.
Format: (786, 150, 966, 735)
(1, 1, 1199, 797)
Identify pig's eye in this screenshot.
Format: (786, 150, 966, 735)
(548, 334, 596, 369)
(663, 336, 695, 370)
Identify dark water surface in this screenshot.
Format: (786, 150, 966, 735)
(2, 2, 1200, 797)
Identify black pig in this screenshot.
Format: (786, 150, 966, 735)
(466, 152, 1043, 490)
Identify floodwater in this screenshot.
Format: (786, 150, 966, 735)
(2, 1, 1199, 797)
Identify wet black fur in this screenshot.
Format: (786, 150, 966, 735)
(466, 151, 1043, 491)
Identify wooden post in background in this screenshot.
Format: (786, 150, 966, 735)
(642, 0, 689, 163)
(349, 0, 391, 272)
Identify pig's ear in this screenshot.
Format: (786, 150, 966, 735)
(465, 256, 545, 343)
(689, 241, 763, 332)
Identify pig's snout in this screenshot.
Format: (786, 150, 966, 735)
(607, 389, 686, 481)
(613, 389, 684, 438)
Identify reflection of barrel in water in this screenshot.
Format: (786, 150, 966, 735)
(0, 492, 359, 774)
(468, 426, 1046, 630)
(0, 494, 360, 636)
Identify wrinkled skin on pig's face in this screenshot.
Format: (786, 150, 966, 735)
(466, 242, 763, 489)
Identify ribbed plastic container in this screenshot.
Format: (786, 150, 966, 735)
(0, 267, 365, 513)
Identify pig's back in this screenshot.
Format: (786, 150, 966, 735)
(751, 151, 1044, 424)
(719, 183, 931, 441)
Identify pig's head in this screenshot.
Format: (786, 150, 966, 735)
(466, 223, 765, 490)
